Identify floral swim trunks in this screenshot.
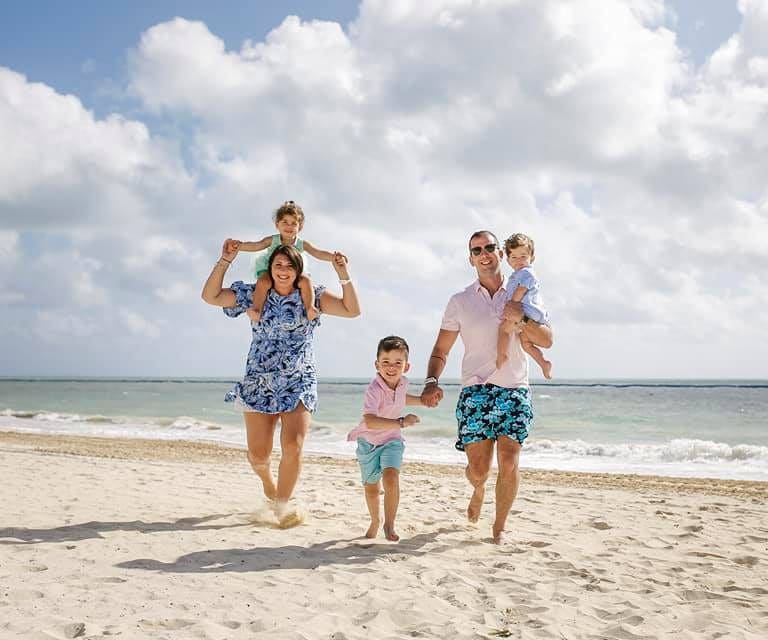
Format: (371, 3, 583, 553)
(455, 384, 533, 451)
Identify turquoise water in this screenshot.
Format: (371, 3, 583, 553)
(1, 378, 767, 480)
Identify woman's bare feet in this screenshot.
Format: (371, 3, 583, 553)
(383, 524, 400, 542)
(492, 526, 507, 545)
(365, 517, 380, 539)
(541, 360, 553, 380)
(247, 455, 277, 501)
(274, 500, 305, 529)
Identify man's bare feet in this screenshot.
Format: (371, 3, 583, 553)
(541, 360, 553, 380)
(365, 518, 380, 539)
(466, 477, 486, 524)
(383, 524, 400, 542)
(246, 307, 261, 323)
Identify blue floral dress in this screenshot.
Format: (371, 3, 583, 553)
(223, 281, 325, 414)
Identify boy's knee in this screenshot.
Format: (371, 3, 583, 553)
(382, 468, 399, 483)
(364, 482, 381, 496)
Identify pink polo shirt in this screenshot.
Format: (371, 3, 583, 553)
(441, 279, 529, 389)
(347, 374, 409, 446)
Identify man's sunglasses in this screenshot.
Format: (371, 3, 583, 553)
(470, 243, 498, 256)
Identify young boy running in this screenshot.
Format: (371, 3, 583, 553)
(347, 336, 424, 542)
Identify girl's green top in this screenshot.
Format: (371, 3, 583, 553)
(252, 234, 305, 277)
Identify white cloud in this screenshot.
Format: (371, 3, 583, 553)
(1, 1, 767, 378)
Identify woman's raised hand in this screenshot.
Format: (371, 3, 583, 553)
(332, 252, 349, 274)
(222, 238, 241, 262)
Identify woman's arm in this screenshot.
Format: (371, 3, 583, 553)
(317, 253, 361, 318)
(201, 239, 239, 307)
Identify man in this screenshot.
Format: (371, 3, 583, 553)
(421, 230, 553, 544)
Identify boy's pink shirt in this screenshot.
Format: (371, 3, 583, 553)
(347, 374, 409, 446)
(441, 279, 529, 388)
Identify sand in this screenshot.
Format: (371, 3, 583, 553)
(1, 430, 767, 639)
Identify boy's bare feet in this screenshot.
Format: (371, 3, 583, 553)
(541, 360, 553, 379)
(246, 307, 261, 322)
(383, 524, 400, 542)
(365, 517, 380, 539)
(306, 307, 319, 321)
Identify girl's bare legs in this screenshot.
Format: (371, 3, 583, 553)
(244, 412, 279, 501)
(298, 275, 319, 321)
(273, 403, 311, 527)
(382, 468, 400, 542)
(247, 272, 273, 322)
(521, 327, 552, 379)
(363, 482, 381, 538)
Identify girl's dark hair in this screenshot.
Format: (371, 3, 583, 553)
(267, 244, 304, 290)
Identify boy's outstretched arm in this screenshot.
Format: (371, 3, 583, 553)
(406, 394, 425, 406)
(236, 236, 273, 252)
(303, 240, 346, 262)
(363, 413, 420, 429)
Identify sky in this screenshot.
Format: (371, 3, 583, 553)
(1, 0, 766, 380)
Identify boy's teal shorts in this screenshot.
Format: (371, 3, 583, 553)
(355, 437, 404, 485)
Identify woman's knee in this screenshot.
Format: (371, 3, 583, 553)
(281, 437, 305, 459)
(247, 449, 270, 467)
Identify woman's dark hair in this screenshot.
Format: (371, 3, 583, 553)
(267, 244, 304, 290)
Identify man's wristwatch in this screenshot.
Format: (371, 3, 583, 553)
(423, 376, 439, 386)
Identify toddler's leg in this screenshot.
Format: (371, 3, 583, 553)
(521, 326, 552, 379)
(247, 272, 273, 322)
(363, 482, 382, 538)
(496, 323, 511, 369)
(298, 275, 319, 321)
(382, 468, 400, 542)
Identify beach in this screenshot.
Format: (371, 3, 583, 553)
(2, 431, 767, 639)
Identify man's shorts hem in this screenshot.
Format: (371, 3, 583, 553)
(454, 384, 533, 452)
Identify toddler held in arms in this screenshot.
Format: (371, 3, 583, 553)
(347, 336, 426, 542)
(229, 200, 345, 322)
(496, 233, 553, 379)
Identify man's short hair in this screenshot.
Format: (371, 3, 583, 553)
(376, 335, 410, 359)
(468, 230, 500, 250)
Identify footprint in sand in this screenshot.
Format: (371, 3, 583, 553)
(589, 520, 612, 530)
(732, 556, 759, 567)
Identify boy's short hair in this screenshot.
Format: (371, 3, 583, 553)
(504, 233, 535, 257)
(376, 335, 410, 359)
(274, 200, 305, 228)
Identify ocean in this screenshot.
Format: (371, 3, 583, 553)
(1, 378, 767, 481)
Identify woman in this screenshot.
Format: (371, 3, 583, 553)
(201, 239, 360, 527)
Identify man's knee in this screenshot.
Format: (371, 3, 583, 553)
(497, 438, 522, 476)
